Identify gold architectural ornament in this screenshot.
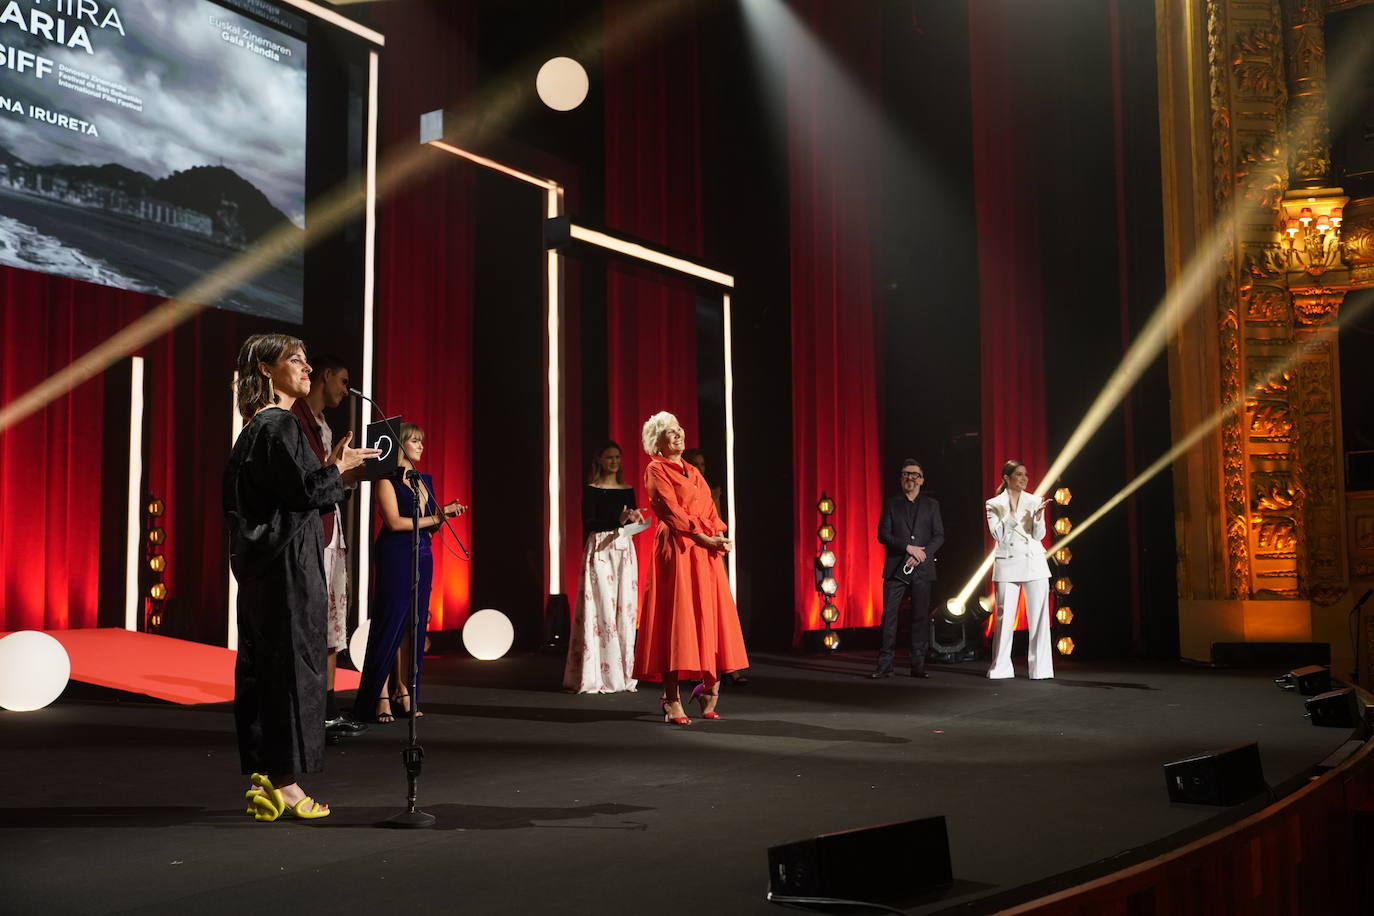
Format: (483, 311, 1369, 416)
(1290, 290, 1342, 326)
(1244, 286, 1288, 323)
(1253, 515, 1298, 553)
(1341, 197, 1374, 285)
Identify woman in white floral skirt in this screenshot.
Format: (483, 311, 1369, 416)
(563, 440, 646, 693)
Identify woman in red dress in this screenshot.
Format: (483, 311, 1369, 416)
(632, 411, 749, 724)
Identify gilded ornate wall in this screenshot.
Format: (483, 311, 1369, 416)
(1159, 0, 1371, 674)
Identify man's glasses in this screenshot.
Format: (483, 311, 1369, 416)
(900, 472, 924, 479)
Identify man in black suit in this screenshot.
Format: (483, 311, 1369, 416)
(872, 458, 945, 678)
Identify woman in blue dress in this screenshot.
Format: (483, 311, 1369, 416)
(352, 423, 463, 723)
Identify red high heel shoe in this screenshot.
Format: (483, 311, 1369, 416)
(690, 683, 721, 720)
(660, 696, 692, 725)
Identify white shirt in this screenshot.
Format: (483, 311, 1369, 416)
(315, 410, 345, 551)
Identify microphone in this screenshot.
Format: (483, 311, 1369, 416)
(349, 386, 387, 421)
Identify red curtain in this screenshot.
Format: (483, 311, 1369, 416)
(970, 3, 1049, 629)
(372, 1, 477, 632)
(787, 1, 886, 640)
(603, 0, 704, 602)
(0, 272, 138, 631)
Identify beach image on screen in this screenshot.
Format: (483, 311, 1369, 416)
(0, 0, 308, 321)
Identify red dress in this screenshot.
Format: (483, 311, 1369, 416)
(633, 455, 749, 681)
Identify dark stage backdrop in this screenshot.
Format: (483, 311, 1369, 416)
(787, 1, 886, 639)
(603, 0, 704, 604)
(371, 1, 477, 633)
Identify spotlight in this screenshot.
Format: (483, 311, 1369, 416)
(944, 598, 967, 618)
(978, 595, 992, 614)
(1056, 636, 1075, 655)
(1053, 517, 1072, 536)
(1054, 577, 1073, 596)
(1052, 547, 1072, 565)
(535, 57, 589, 111)
(1055, 606, 1074, 625)
(815, 492, 840, 648)
(149, 583, 167, 601)
(148, 555, 166, 573)
(147, 528, 165, 545)
(1054, 488, 1071, 506)
(147, 498, 165, 516)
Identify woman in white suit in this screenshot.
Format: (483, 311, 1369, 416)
(984, 459, 1053, 679)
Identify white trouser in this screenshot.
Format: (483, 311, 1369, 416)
(987, 578, 1053, 680)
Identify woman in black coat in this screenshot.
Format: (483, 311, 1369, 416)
(224, 333, 377, 820)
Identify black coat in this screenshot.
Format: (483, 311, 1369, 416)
(876, 494, 945, 583)
(224, 407, 345, 775)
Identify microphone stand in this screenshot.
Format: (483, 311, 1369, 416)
(387, 467, 434, 828)
(351, 388, 434, 828)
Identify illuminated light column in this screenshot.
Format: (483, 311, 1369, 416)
(547, 185, 564, 596)
(228, 373, 244, 650)
(358, 47, 380, 626)
(124, 356, 144, 632)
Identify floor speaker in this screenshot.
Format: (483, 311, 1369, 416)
(1276, 665, 1332, 696)
(1305, 688, 1360, 728)
(767, 816, 952, 902)
(1163, 742, 1266, 806)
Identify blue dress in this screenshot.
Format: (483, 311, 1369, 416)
(352, 472, 436, 720)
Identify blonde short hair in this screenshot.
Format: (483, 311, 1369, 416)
(641, 411, 680, 456)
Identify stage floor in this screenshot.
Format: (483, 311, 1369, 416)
(0, 650, 1349, 915)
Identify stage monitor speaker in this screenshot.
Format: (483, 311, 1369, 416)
(1305, 688, 1361, 728)
(1275, 665, 1332, 696)
(1163, 742, 1266, 806)
(767, 816, 952, 902)
(1211, 642, 1330, 667)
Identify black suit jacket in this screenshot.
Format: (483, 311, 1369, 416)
(876, 494, 945, 582)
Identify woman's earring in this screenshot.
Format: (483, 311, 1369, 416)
(266, 375, 275, 404)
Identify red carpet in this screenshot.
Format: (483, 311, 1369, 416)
(0, 628, 359, 705)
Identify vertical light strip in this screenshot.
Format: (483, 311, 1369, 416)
(124, 357, 144, 631)
(723, 294, 737, 598)
(546, 186, 564, 595)
(228, 372, 244, 650)
(357, 48, 380, 625)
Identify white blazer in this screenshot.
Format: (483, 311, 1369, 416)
(985, 490, 1051, 583)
